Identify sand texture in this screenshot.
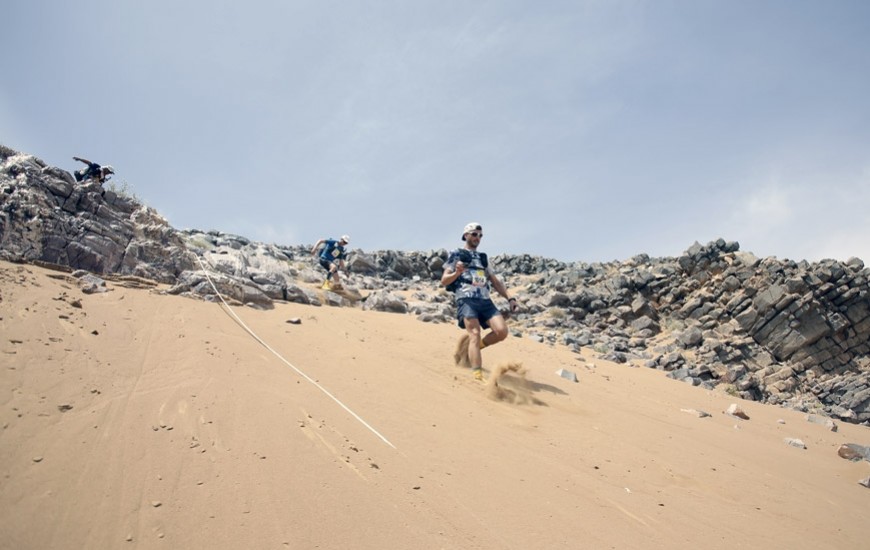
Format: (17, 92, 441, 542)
(1, 261, 868, 549)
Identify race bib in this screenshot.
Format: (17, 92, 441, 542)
(471, 269, 487, 287)
(331, 249, 340, 258)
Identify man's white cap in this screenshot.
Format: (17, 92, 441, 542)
(461, 222, 482, 241)
(340, 235, 350, 244)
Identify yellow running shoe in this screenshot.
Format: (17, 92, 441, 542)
(321, 280, 332, 290)
(472, 368, 484, 382)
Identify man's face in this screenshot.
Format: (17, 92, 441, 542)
(465, 231, 482, 246)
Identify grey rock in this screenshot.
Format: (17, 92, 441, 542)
(78, 273, 108, 294)
(362, 290, 407, 314)
(725, 403, 750, 420)
(630, 315, 660, 334)
(784, 438, 807, 449)
(556, 369, 578, 382)
(806, 414, 838, 432)
(677, 326, 703, 348)
(347, 253, 379, 274)
(284, 284, 321, 306)
(837, 443, 870, 462)
(680, 408, 712, 418)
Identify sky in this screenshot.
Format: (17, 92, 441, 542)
(3, 0, 869, 264)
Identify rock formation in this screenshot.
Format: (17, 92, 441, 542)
(2, 145, 868, 424)
(0, 145, 193, 282)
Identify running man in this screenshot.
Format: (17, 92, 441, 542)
(441, 222, 518, 381)
(312, 235, 350, 289)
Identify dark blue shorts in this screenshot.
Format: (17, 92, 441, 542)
(456, 298, 501, 329)
(319, 259, 334, 272)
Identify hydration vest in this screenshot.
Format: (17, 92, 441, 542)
(446, 249, 488, 293)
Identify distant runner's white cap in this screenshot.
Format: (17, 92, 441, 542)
(340, 235, 350, 244)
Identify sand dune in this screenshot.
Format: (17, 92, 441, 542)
(1, 260, 868, 549)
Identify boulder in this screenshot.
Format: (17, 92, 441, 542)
(362, 290, 408, 314)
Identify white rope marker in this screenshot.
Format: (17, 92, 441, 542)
(196, 255, 395, 449)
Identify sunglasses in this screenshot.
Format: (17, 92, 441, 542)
(469, 232, 483, 238)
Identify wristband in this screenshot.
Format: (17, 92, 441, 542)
(508, 297, 517, 303)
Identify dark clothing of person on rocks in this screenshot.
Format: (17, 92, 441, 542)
(72, 156, 114, 184)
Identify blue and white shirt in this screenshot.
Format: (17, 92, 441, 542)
(444, 249, 492, 301)
(319, 239, 347, 262)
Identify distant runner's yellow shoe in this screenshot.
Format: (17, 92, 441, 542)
(472, 368, 485, 382)
(321, 280, 332, 290)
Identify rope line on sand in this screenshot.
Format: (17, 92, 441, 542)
(195, 254, 396, 449)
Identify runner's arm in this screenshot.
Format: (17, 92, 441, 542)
(440, 256, 465, 287)
(441, 268, 459, 287)
(489, 272, 515, 305)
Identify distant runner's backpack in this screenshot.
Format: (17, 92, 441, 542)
(446, 250, 488, 293)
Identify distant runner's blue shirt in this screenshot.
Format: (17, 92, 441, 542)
(444, 249, 492, 301)
(319, 239, 347, 262)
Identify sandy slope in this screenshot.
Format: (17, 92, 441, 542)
(1, 260, 868, 550)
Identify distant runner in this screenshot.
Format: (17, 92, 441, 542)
(312, 235, 350, 290)
(72, 156, 114, 184)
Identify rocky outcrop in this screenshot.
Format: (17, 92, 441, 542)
(495, 240, 870, 424)
(1, 145, 868, 424)
(0, 146, 194, 282)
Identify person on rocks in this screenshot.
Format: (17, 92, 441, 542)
(441, 222, 519, 382)
(312, 235, 350, 290)
(72, 156, 114, 184)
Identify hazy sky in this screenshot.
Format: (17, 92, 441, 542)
(3, 0, 869, 263)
